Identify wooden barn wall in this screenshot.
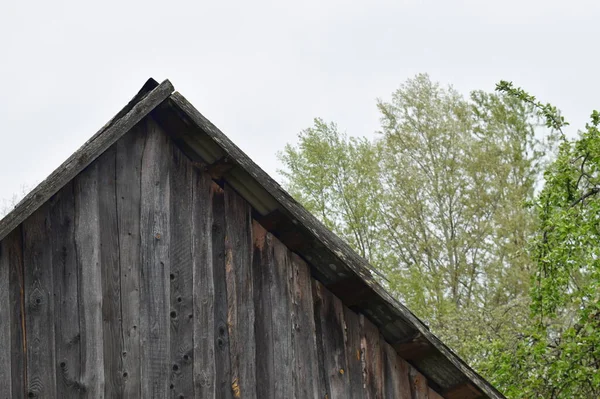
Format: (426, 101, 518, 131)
(0, 116, 444, 399)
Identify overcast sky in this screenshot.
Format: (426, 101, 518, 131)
(1, 0, 599, 208)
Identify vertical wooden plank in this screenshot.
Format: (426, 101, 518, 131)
(140, 117, 171, 398)
(97, 148, 124, 397)
(74, 161, 105, 397)
(343, 307, 366, 399)
(117, 123, 146, 397)
(252, 225, 294, 398)
(50, 182, 81, 397)
(4, 228, 26, 398)
(211, 184, 233, 399)
(224, 185, 256, 399)
(23, 205, 56, 398)
(23, 204, 56, 398)
(382, 340, 412, 399)
(270, 238, 294, 398)
(0, 235, 12, 398)
(290, 254, 322, 399)
(312, 280, 350, 399)
(251, 222, 274, 399)
(169, 142, 194, 398)
(192, 168, 216, 397)
(410, 367, 429, 399)
(360, 315, 385, 398)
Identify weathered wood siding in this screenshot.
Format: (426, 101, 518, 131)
(0, 116, 443, 398)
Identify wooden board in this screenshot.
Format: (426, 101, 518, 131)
(74, 160, 105, 397)
(290, 253, 322, 399)
(211, 183, 233, 399)
(0, 231, 12, 397)
(224, 185, 256, 399)
(98, 147, 125, 397)
(3, 228, 26, 398)
(312, 280, 350, 399)
(360, 315, 385, 398)
(23, 204, 56, 398)
(191, 166, 217, 397)
(49, 182, 82, 397)
(382, 341, 412, 399)
(116, 123, 147, 397)
(343, 307, 366, 399)
(410, 367, 429, 399)
(252, 224, 294, 399)
(140, 117, 171, 397)
(170, 137, 195, 397)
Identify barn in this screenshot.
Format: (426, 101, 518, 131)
(0, 79, 505, 399)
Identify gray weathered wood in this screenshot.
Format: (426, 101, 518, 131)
(23, 204, 56, 398)
(3, 228, 26, 398)
(290, 253, 322, 399)
(210, 183, 233, 399)
(0, 232, 12, 398)
(168, 91, 502, 399)
(116, 123, 147, 398)
(312, 280, 350, 399)
(97, 147, 124, 397)
(49, 182, 82, 397)
(361, 315, 385, 398)
(270, 237, 294, 398)
(0, 79, 174, 243)
(169, 139, 195, 398)
(382, 341, 412, 399)
(74, 161, 105, 397)
(140, 117, 172, 398)
(192, 165, 216, 397)
(224, 185, 256, 399)
(343, 307, 366, 399)
(252, 222, 274, 399)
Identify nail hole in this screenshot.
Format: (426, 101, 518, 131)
(170, 311, 177, 318)
(177, 297, 182, 302)
(123, 372, 128, 378)
(183, 354, 189, 361)
(173, 364, 179, 371)
(60, 362, 66, 368)
(170, 274, 175, 280)
(170, 384, 174, 389)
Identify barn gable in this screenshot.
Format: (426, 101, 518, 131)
(0, 78, 504, 398)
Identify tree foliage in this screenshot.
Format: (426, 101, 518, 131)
(481, 82, 600, 398)
(278, 74, 554, 367)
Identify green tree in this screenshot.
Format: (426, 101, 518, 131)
(279, 74, 553, 365)
(482, 82, 600, 398)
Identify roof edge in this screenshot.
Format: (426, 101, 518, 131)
(0, 78, 174, 242)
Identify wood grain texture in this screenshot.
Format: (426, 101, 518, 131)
(290, 253, 322, 399)
(224, 185, 256, 399)
(167, 91, 501, 399)
(3, 228, 26, 399)
(169, 137, 195, 398)
(343, 307, 366, 399)
(211, 184, 233, 399)
(382, 340, 412, 399)
(0, 80, 174, 243)
(312, 280, 350, 399)
(140, 117, 171, 398)
(410, 367, 429, 399)
(0, 234, 12, 398)
(428, 387, 444, 399)
(116, 123, 147, 398)
(23, 203, 56, 398)
(97, 147, 124, 397)
(252, 224, 294, 399)
(49, 182, 82, 397)
(361, 315, 385, 398)
(192, 166, 216, 397)
(74, 161, 105, 397)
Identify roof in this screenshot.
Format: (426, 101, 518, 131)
(0, 78, 505, 399)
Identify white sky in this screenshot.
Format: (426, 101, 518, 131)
(1, 0, 599, 207)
